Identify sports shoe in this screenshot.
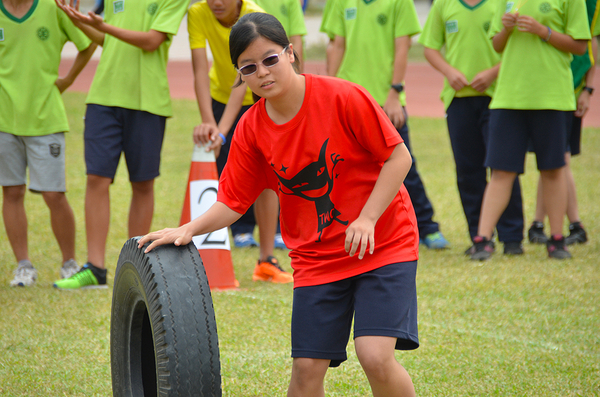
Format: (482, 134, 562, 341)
(274, 233, 288, 250)
(252, 256, 293, 284)
(565, 222, 588, 245)
(528, 221, 548, 244)
(60, 259, 80, 279)
(53, 262, 108, 290)
(422, 232, 450, 249)
(503, 241, 524, 255)
(233, 233, 259, 248)
(547, 235, 572, 259)
(470, 236, 495, 261)
(10, 260, 37, 287)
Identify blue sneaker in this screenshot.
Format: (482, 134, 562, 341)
(422, 232, 450, 249)
(274, 233, 288, 250)
(233, 233, 259, 248)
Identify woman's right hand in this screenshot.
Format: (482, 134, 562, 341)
(193, 123, 224, 157)
(446, 68, 469, 91)
(502, 12, 518, 32)
(138, 226, 194, 253)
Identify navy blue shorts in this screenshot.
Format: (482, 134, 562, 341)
(291, 261, 419, 367)
(84, 104, 166, 182)
(568, 112, 581, 156)
(486, 109, 568, 173)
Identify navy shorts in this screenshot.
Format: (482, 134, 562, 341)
(568, 112, 581, 156)
(291, 261, 419, 367)
(486, 109, 568, 173)
(84, 104, 166, 182)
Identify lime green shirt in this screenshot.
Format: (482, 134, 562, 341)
(0, 0, 91, 136)
(86, 0, 189, 117)
(255, 0, 307, 37)
(419, 0, 501, 110)
(188, 0, 265, 106)
(489, 0, 591, 110)
(319, 0, 336, 39)
(323, 0, 421, 106)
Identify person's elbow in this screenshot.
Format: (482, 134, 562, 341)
(571, 40, 588, 56)
(142, 31, 168, 52)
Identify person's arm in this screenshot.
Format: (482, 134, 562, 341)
(290, 35, 303, 73)
(327, 35, 345, 77)
(56, 0, 105, 45)
(191, 47, 221, 149)
(56, 0, 167, 51)
(345, 142, 412, 259)
(516, 15, 588, 55)
(55, 42, 97, 93)
(470, 63, 500, 93)
(138, 202, 242, 252)
(492, 12, 518, 52)
(423, 47, 470, 91)
(575, 38, 598, 117)
(383, 36, 411, 128)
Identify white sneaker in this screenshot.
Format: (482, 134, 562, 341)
(60, 259, 80, 279)
(10, 261, 38, 287)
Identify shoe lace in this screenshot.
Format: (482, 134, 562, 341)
(262, 256, 284, 271)
(71, 268, 97, 284)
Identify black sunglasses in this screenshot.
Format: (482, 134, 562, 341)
(237, 46, 289, 76)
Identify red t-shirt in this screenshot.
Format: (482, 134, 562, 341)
(218, 74, 418, 287)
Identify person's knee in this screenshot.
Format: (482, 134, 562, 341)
(290, 357, 329, 387)
(356, 349, 396, 384)
(42, 191, 68, 207)
(131, 180, 155, 196)
(2, 185, 26, 203)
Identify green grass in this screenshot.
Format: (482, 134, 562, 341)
(0, 92, 599, 396)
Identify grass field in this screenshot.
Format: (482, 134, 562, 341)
(0, 91, 599, 396)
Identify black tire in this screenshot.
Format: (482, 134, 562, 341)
(111, 237, 221, 396)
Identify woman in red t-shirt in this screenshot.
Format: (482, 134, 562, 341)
(140, 12, 420, 396)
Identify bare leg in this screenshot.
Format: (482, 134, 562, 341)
(42, 191, 76, 263)
(129, 180, 155, 238)
(564, 154, 580, 223)
(85, 175, 112, 269)
(355, 336, 415, 397)
(540, 167, 567, 236)
(533, 175, 545, 223)
(287, 357, 330, 397)
(254, 189, 278, 261)
(477, 170, 518, 239)
(2, 185, 28, 262)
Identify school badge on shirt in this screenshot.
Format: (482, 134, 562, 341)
(345, 7, 357, 20)
(114, 0, 125, 13)
(445, 20, 458, 34)
(0, 28, 4, 41)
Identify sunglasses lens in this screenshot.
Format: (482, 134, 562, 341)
(240, 65, 257, 76)
(262, 54, 280, 67)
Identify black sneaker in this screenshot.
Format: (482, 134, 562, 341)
(547, 235, 572, 259)
(470, 236, 495, 261)
(528, 221, 548, 244)
(565, 222, 587, 245)
(503, 241, 524, 255)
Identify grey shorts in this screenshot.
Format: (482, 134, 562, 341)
(0, 131, 67, 192)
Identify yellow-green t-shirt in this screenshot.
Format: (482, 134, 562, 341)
(419, 0, 501, 110)
(489, 0, 591, 110)
(86, 0, 189, 117)
(0, 0, 92, 136)
(323, 0, 421, 106)
(188, 0, 265, 106)
(255, 0, 307, 37)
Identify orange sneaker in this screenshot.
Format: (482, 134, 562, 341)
(252, 256, 293, 284)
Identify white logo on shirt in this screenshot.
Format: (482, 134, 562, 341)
(114, 0, 125, 13)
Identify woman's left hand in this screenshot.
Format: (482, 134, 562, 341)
(516, 15, 545, 37)
(345, 217, 376, 259)
(575, 91, 591, 118)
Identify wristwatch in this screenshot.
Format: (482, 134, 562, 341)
(583, 86, 594, 95)
(391, 83, 405, 93)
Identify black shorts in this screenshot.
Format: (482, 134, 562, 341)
(84, 104, 166, 182)
(568, 112, 582, 156)
(486, 109, 568, 173)
(291, 261, 419, 367)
